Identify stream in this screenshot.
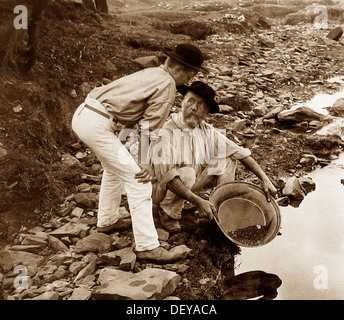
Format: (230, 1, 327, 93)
(235, 76, 344, 300)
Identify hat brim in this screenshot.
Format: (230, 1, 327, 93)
(163, 47, 209, 74)
(177, 84, 220, 114)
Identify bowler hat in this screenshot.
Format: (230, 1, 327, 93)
(162, 43, 208, 73)
(178, 81, 220, 114)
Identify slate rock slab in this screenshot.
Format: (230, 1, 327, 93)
(100, 247, 136, 271)
(74, 233, 113, 253)
(92, 267, 181, 300)
(49, 221, 90, 239)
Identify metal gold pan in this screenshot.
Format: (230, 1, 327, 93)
(210, 181, 281, 247)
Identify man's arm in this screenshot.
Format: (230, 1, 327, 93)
(167, 177, 216, 220)
(239, 156, 277, 201)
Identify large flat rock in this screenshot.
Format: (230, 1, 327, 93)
(49, 221, 90, 239)
(74, 233, 113, 253)
(92, 267, 181, 300)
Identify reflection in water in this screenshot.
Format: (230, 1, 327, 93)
(223, 270, 282, 300)
(236, 153, 344, 300)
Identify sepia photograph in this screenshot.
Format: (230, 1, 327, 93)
(0, 0, 344, 305)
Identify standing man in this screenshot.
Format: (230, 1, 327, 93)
(72, 43, 207, 263)
(149, 81, 277, 232)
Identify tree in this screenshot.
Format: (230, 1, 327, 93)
(82, 0, 108, 14)
(0, 0, 48, 74)
(95, 0, 108, 14)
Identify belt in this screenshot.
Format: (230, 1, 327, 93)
(84, 104, 116, 122)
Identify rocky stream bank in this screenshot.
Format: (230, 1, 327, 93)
(1, 0, 344, 300)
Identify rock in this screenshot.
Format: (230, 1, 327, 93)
(69, 261, 86, 274)
(7, 250, 44, 268)
(77, 183, 92, 193)
(57, 201, 75, 217)
(282, 176, 306, 200)
(133, 56, 159, 68)
(76, 274, 96, 289)
(13, 104, 23, 113)
(326, 27, 343, 41)
(299, 177, 316, 194)
(92, 267, 181, 300)
(74, 233, 113, 253)
(80, 82, 92, 95)
(257, 35, 275, 48)
(263, 106, 284, 119)
(74, 261, 97, 284)
(226, 119, 247, 132)
(308, 120, 323, 129)
(27, 226, 45, 234)
(119, 206, 130, 220)
(8, 245, 42, 254)
(112, 236, 132, 249)
(0, 146, 8, 162)
(219, 104, 234, 113)
(100, 247, 136, 271)
(326, 98, 344, 117)
(256, 91, 264, 99)
(68, 287, 92, 300)
(157, 228, 169, 241)
(47, 252, 73, 266)
(91, 163, 103, 175)
(61, 153, 80, 168)
(252, 105, 269, 117)
(37, 264, 58, 278)
(105, 59, 117, 71)
(0, 250, 14, 273)
(71, 207, 84, 219)
(74, 193, 98, 209)
(21, 234, 48, 246)
(300, 154, 317, 165)
(49, 221, 90, 239)
(277, 106, 328, 123)
(31, 291, 59, 300)
(276, 196, 290, 207)
(70, 89, 77, 98)
(48, 235, 70, 253)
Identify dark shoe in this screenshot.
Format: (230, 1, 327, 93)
(97, 218, 132, 234)
(158, 208, 181, 233)
(135, 245, 191, 264)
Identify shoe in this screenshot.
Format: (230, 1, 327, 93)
(135, 246, 190, 264)
(158, 208, 181, 233)
(97, 218, 132, 234)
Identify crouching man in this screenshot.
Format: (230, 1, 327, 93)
(149, 81, 277, 232)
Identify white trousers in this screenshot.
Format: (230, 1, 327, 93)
(72, 99, 159, 251)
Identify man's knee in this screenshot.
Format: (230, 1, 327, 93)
(177, 167, 196, 188)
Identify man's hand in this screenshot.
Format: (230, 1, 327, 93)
(134, 164, 154, 183)
(261, 178, 278, 202)
(195, 198, 217, 220)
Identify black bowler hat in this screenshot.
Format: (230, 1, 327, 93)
(162, 43, 208, 73)
(178, 81, 220, 114)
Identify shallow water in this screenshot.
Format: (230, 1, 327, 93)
(236, 153, 344, 299)
(236, 79, 344, 300)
